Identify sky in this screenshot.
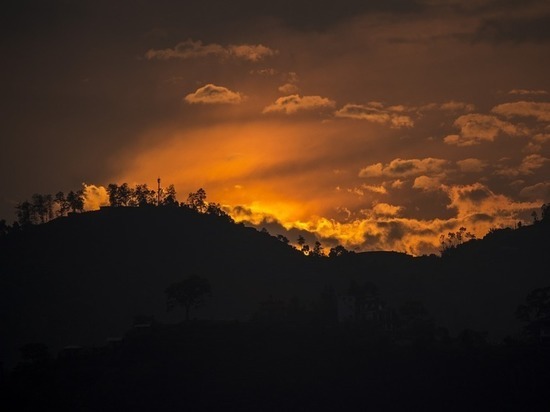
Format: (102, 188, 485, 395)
(1, 0, 550, 255)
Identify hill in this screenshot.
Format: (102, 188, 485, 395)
(1, 205, 550, 372)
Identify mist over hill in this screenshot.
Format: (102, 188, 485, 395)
(1, 204, 549, 372)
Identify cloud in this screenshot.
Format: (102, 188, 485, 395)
(440, 101, 476, 112)
(509, 89, 548, 96)
(227, 44, 277, 62)
(413, 176, 443, 191)
(391, 179, 406, 189)
(278, 83, 299, 94)
(263, 94, 335, 114)
(82, 184, 109, 211)
(361, 184, 388, 194)
(495, 154, 549, 177)
(491, 101, 550, 122)
(534, 133, 550, 143)
(334, 103, 414, 128)
(444, 183, 540, 221)
(347, 187, 364, 196)
(359, 158, 448, 178)
(145, 39, 277, 62)
(519, 182, 550, 200)
(456, 158, 487, 173)
(184, 84, 244, 104)
(372, 202, 403, 217)
(444, 113, 526, 146)
(250, 68, 278, 76)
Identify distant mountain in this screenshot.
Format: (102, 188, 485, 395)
(1, 206, 549, 371)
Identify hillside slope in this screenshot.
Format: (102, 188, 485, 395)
(1, 206, 549, 371)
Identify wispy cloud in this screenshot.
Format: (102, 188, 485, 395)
(359, 158, 449, 178)
(263, 95, 335, 114)
(492, 101, 550, 122)
(145, 39, 277, 62)
(184, 84, 244, 104)
(509, 89, 548, 96)
(495, 154, 549, 177)
(335, 103, 414, 128)
(439, 101, 476, 112)
(444, 113, 527, 146)
(278, 83, 299, 94)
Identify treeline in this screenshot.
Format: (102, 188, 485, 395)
(13, 190, 86, 228)
(0, 183, 233, 237)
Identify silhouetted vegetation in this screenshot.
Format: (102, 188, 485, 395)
(166, 275, 212, 321)
(439, 226, 476, 257)
(516, 286, 550, 343)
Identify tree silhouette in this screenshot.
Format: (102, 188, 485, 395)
(15, 200, 34, 226)
(0, 219, 8, 238)
(160, 184, 178, 206)
(328, 245, 355, 257)
(276, 234, 290, 244)
(311, 241, 325, 257)
(186, 188, 208, 213)
(296, 235, 311, 255)
(54, 191, 70, 217)
(439, 226, 475, 256)
(165, 275, 212, 321)
(541, 203, 550, 222)
(133, 184, 156, 207)
(66, 190, 85, 213)
(348, 279, 379, 321)
(516, 286, 550, 341)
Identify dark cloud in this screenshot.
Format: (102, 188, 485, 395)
(376, 220, 406, 242)
(470, 213, 494, 223)
(474, 14, 550, 43)
(459, 188, 491, 203)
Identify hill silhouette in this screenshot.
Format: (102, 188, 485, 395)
(1, 203, 549, 374)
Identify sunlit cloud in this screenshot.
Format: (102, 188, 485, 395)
(444, 113, 527, 146)
(391, 180, 406, 189)
(347, 187, 364, 196)
(440, 101, 476, 112)
(184, 84, 244, 104)
(334, 103, 414, 128)
(262, 95, 336, 114)
(359, 158, 449, 178)
(444, 183, 539, 222)
(519, 182, 550, 200)
(456, 158, 487, 173)
(509, 89, 548, 96)
(361, 184, 388, 194)
(278, 83, 299, 94)
(228, 44, 277, 62)
(492, 101, 550, 122)
(371, 202, 403, 217)
(413, 176, 444, 191)
(145, 39, 277, 62)
(495, 154, 549, 177)
(82, 184, 109, 211)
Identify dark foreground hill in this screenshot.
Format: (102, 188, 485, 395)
(1, 205, 550, 373)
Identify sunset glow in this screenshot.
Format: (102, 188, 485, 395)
(2, 0, 549, 255)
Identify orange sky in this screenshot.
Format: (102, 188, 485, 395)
(2, 0, 550, 255)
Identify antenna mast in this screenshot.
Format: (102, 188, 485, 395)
(157, 177, 161, 206)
